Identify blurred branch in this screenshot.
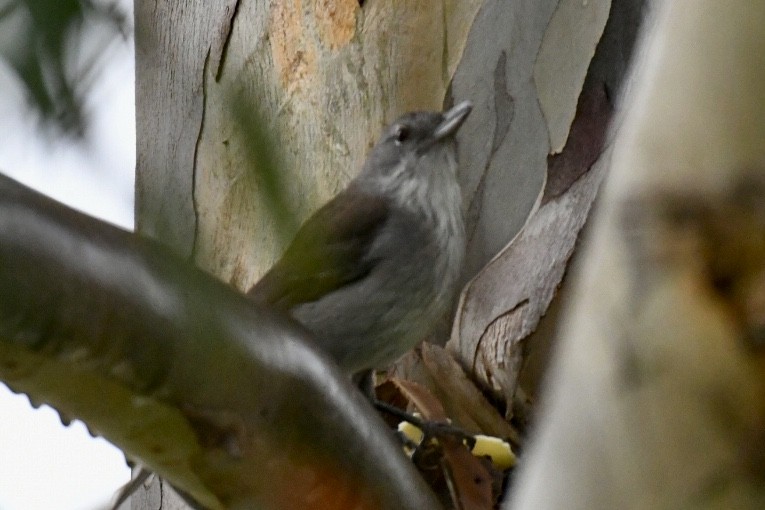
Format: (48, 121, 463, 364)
(0, 173, 440, 510)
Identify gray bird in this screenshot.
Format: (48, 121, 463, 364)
(247, 101, 471, 381)
(112, 104, 471, 510)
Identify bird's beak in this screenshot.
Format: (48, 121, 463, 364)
(432, 101, 473, 141)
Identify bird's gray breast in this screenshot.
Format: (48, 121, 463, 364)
(291, 202, 465, 375)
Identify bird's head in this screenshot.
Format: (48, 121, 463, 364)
(357, 101, 472, 209)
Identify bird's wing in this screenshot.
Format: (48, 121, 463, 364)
(246, 185, 390, 310)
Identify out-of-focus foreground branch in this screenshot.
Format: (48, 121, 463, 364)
(0, 173, 440, 510)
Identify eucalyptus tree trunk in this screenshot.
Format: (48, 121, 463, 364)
(132, 0, 643, 508)
(509, 2, 765, 508)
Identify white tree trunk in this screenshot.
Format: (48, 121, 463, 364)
(133, 0, 644, 508)
(508, 2, 765, 508)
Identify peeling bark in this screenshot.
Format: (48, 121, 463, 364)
(448, 0, 646, 414)
(508, 2, 765, 508)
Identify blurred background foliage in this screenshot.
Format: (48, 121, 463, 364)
(0, 0, 131, 137)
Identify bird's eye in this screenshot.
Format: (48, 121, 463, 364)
(393, 125, 410, 145)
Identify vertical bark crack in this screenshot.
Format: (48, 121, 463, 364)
(191, 48, 211, 259)
(466, 50, 514, 244)
(215, 0, 243, 82)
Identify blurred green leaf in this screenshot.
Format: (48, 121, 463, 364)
(228, 89, 299, 244)
(0, 0, 131, 136)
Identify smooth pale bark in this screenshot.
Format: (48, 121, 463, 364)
(180, 0, 484, 289)
(132, 0, 644, 508)
(508, 2, 765, 508)
(133, 1, 484, 507)
(447, 0, 645, 418)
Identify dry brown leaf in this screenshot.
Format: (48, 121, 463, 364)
(389, 344, 518, 441)
(387, 377, 496, 510)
